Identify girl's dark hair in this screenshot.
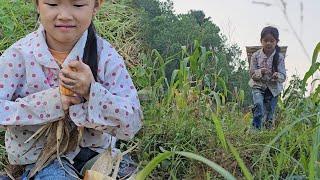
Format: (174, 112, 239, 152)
(83, 22, 98, 81)
(261, 26, 280, 73)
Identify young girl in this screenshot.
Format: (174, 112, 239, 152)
(249, 26, 286, 129)
(0, 0, 142, 178)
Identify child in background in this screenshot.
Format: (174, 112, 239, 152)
(249, 26, 286, 129)
(0, 0, 142, 178)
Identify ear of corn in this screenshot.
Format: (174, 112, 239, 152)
(59, 86, 74, 96)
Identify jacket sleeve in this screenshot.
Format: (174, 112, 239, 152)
(274, 54, 286, 83)
(249, 53, 262, 81)
(0, 48, 65, 128)
(68, 46, 142, 141)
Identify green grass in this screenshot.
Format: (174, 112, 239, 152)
(0, 0, 37, 54)
(133, 41, 320, 179)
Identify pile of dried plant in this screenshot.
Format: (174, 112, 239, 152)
(95, 0, 143, 68)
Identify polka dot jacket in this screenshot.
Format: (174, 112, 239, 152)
(0, 25, 142, 165)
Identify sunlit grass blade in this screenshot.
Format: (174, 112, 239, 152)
(212, 113, 227, 150)
(312, 42, 320, 65)
(175, 151, 236, 180)
(302, 42, 320, 87)
(308, 114, 320, 179)
(227, 141, 254, 180)
(302, 62, 320, 87)
(135, 151, 174, 180)
(135, 151, 237, 180)
(253, 114, 316, 168)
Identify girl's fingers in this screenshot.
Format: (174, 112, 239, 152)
(60, 81, 74, 91)
(61, 68, 78, 80)
(69, 96, 82, 104)
(68, 58, 88, 71)
(61, 95, 81, 110)
(68, 61, 83, 69)
(59, 73, 77, 86)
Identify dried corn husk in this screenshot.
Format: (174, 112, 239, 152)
(27, 116, 81, 178)
(83, 144, 137, 180)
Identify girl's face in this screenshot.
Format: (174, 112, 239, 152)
(37, 0, 100, 51)
(261, 33, 278, 53)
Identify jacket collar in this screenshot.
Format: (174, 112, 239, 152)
(32, 24, 88, 69)
(258, 48, 276, 59)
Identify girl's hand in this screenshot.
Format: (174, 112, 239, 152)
(271, 73, 278, 80)
(260, 68, 270, 75)
(61, 95, 82, 111)
(59, 59, 95, 100)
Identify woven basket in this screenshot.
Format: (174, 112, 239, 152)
(246, 46, 288, 67)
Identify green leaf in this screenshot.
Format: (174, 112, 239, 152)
(302, 62, 320, 87)
(135, 151, 237, 180)
(228, 141, 253, 180)
(308, 114, 320, 179)
(254, 114, 314, 167)
(302, 42, 320, 88)
(312, 42, 320, 65)
(135, 151, 174, 180)
(212, 113, 227, 150)
(175, 151, 236, 180)
(213, 92, 221, 114)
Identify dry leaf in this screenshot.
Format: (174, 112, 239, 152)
(28, 118, 79, 178)
(83, 170, 114, 180)
(91, 149, 113, 176)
